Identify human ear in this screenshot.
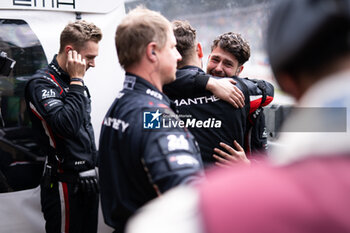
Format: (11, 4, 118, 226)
(197, 42, 203, 58)
(236, 65, 244, 75)
(147, 43, 157, 62)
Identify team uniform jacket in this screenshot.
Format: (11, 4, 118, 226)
(25, 55, 98, 233)
(98, 73, 204, 232)
(25, 55, 97, 172)
(164, 66, 274, 167)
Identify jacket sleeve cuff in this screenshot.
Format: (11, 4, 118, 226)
(194, 75, 209, 91)
(69, 84, 85, 93)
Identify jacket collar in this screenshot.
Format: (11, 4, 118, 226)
(124, 72, 171, 104)
(49, 54, 71, 85)
(178, 65, 205, 73)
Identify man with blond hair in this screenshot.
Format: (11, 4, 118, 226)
(98, 7, 204, 233)
(25, 20, 102, 233)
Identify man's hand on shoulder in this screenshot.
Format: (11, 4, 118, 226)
(206, 77, 245, 108)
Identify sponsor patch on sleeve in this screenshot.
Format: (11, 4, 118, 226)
(40, 89, 58, 100)
(34, 87, 62, 112)
(166, 154, 200, 170)
(41, 98, 63, 112)
(158, 134, 194, 155)
(157, 133, 199, 170)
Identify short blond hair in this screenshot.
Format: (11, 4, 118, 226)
(115, 6, 171, 69)
(59, 20, 102, 53)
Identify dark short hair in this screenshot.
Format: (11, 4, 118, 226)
(172, 20, 197, 67)
(211, 32, 250, 66)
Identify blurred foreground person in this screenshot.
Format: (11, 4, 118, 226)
(25, 20, 102, 233)
(98, 7, 204, 233)
(126, 0, 350, 232)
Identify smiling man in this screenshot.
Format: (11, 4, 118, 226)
(207, 32, 274, 155)
(207, 32, 249, 77)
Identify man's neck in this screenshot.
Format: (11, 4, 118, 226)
(178, 56, 202, 69)
(56, 53, 67, 73)
(126, 67, 163, 92)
